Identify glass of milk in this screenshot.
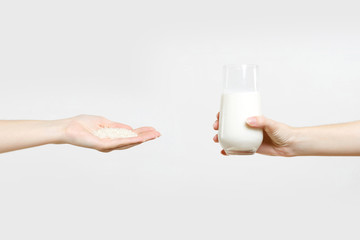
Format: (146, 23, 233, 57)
(218, 64, 263, 155)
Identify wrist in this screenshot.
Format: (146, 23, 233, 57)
(48, 118, 70, 144)
(288, 127, 309, 157)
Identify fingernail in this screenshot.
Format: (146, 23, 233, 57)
(246, 117, 257, 126)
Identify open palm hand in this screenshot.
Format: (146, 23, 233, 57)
(62, 115, 160, 152)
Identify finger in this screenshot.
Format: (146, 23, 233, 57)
(96, 117, 133, 130)
(256, 144, 274, 156)
(133, 127, 156, 134)
(154, 131, 161, 138)
(246, 116, 278, 131)
(213, 134, 218, 143)
(137, 130, 160, 142)
(97, 136, 143, 151)
(221, 149, 227, 156)
(116, 143, 142, 150)
(134, 127, 161, 138)
(99, 141, 143, 152)
(213, 120, 219, 130)
(105, 121, 133, 130)
(217, 112, 219, 120)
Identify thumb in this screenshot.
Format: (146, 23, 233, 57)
(246, 116, 278, 132)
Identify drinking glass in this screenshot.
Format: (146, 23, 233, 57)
(218, 64, 263, 155)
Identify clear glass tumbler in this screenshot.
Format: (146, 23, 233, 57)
(218, 64, 263, 155)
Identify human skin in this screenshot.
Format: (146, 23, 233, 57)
(213, 113, 360, 156)
(0, 115, 160, 153)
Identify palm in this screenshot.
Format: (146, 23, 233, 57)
(256, 127, 292, 156)
(63, 115, 160, 152)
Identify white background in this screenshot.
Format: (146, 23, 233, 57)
(1, 0, 360, 239)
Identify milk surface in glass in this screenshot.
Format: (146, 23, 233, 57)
(218, 65, 263, 155)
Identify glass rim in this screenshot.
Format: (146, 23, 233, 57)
(223, 64, 259, 91)
(224, 64, 258, 68)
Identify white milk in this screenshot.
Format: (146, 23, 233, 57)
(218, 91, 263, 155)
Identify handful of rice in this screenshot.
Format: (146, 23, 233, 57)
(93, 128, 138, 139)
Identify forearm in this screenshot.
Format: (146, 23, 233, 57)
(0, 120, 66, 153)
(292, 121, 360, 156)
